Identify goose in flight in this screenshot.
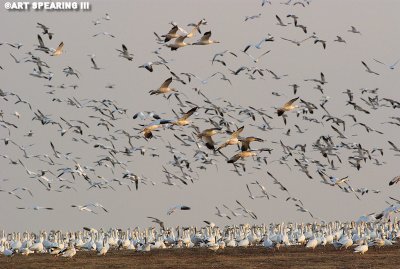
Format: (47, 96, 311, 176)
(227, 150, 257, 163)
(167, 205, 191, 215)
(373, 58, 400, 70)
(71, 204, 98, 214)
(361, 61, 379, 75)
(162, 25, 180, 42)
(217, 126, 244, 151)
(243, 50, 270, 63)
(138, 60, 164, 72)
(314, 39, 327, 49)
(215, 206, 231, 219)
(277, 97, 299, 116)
(304, 72, 327, 85)
(192, 31, 219, 45)
(93, 32, 115, 38)
(388, 141, 400, 153)
(172, 107, 198, 126)
(37, 22, 53, 39)
(240, 137, 264, 151)
(246, 184, 257, 199)
(140, 119, 171, 139)
(243, 34, 274, 53)
(103, 13, 111, 20)
(244, 13, 261, 21)
(50, 42, 64, 56)
(275, 15, 288, 26)
(197, 127, 222, 150)
(90, 57, 103, 70)
(133, 111, 161, 120)
(181, 72, 221, 84)
(265, 68, 288, 80)
(389, 175, 400, 186)
(35, 35, 49, 53)
(348, 26, 361, 34)
(280, 37, 307, 46)
(149, 77, 177, 95)
(17, 205, 54, 210)
(0, 189, 22, 200)
(147, 216, 165, 230)
(1, 42, 23, 49)
(236, 200, 257, 219)
(116, 44, 133, 61)
(165, 35, 190, 51)
(211, 50, 237, 65)
(334, 36, 346, 43)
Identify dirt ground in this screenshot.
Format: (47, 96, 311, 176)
(1, 244, 399, 269)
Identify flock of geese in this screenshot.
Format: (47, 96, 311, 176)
(1, 0, 400, 258)
(1, 220, 400, 256)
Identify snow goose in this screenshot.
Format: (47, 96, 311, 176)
(172, 107, 198, 126)
(354, 239, 368, 254)
(192, 31, 219, 45)
(217, 126, 244, 151)
(227, 150, 257, 163)
(373, 58, 400, 70)
(50, 42, 64, 56)
(116, 44, 133, 61)
(149, 77, 177, 95)
(306, 236, 318, 250)
(277, 97, 299, 116)
(165, 35, 191, 51)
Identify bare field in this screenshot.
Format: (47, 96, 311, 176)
(1, 245, 399, 269)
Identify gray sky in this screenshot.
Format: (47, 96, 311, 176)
(1, 0, 400, 231)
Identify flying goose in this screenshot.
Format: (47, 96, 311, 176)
(167, 205, 191, 215)
(172, 107, 198, 126)
(90, 57, 103, 70)
(227, 150, 257, 163)
(348, 26, 361, 34)
(361, 61, 379, 75)
(304, 72, 327, 84)
(116, 44, 133, 61)
(149, 77, 177, 95)
(50, 42, 64, 56)
(373, 58, 400, 70)
(334, 36, 346, 43)
(192, 31, 219, 45)
(314, 39, 327, 49)
(389, 175, 400, 186)
(162, 25, 180, 42)
(244, 13, 261, 21)
(217, 126, 244, 151)
(197, 127, 222, 150)
(243, 34, 274, 52)
(93, 32, 115, 38)
(239, 137, 264, 151)
(165, 35, 190, 51)
(139, 119, 172, 139)
(277, 97, 299, 116)
(275, 15, 288, 26)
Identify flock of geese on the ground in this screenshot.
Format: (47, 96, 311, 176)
(1, 0, 400, 257)
(1, 220, 400, 256)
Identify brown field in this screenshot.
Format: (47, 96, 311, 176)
(1, 244, 399, 269)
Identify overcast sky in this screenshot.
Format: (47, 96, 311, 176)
(1, 0, 400, 231)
